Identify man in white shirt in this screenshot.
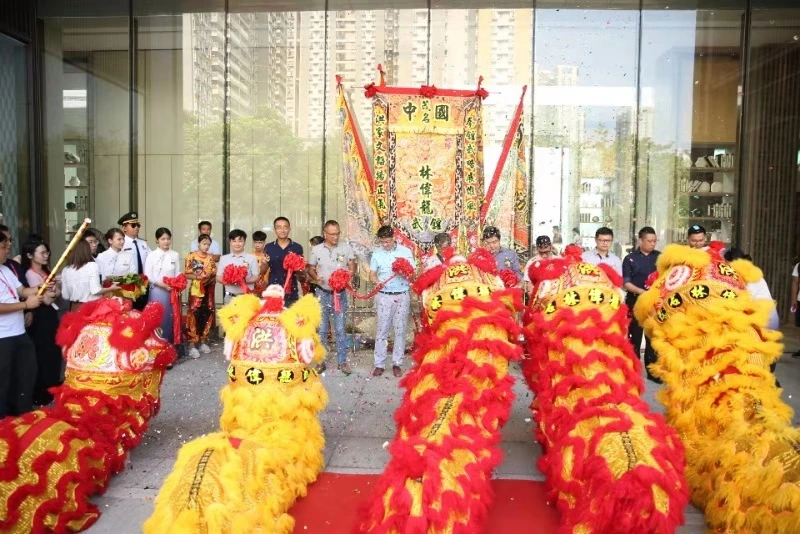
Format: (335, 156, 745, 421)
(189, 220, 222, 262)
(118, 211, 151, 310)
(0, 231, 47, 417)
(422, 232, 452, 271)
(582, 227, 622, 276)
(216, 229, 265, 304)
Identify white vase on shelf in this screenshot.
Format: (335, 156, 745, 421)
(68, 177, 81, 186)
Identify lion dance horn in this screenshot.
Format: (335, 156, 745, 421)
(634, 244, 800, 532)
(523, 245, 688, 533)
(0, 298, 175, 533)
(357, 248, 524, 532)
(146, 285, 328, 534)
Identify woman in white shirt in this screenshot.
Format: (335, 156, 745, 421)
(145, 227, 180, 345)
(61, 240, 119, 311)
(96, 228, 136, 281)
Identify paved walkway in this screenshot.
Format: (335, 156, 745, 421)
(86, 326, 800, 533)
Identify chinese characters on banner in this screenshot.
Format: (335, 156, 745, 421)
(372, 88, 484, 257)
(337, 75, 528, 261)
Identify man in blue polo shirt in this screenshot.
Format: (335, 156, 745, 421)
(369, 225, 415, 378)
(622, 226, 660, 383)
(265, 216, 304, 306)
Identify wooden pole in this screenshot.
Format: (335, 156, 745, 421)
(38, 218, 91, 296)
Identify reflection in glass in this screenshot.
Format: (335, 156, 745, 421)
(0, 34, 30, 247)
(135, 5, 225, 255)
(40, 12, 130, 259)
(533, 5, 639, 257)
(639, 2, 745, 248)
(228, 3, 325, 247)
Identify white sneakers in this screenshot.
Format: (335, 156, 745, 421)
(187, 343, 211, 359)
(188, 347, 201, 359)
(199, 343, 211, 354)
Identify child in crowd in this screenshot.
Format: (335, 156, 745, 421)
(252, 230, 269, 296)
(184, 234, 217, 359)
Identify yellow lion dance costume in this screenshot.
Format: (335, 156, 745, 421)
(523, 245, 688, 533)
(146, 285, 328, 533)
(634, 244, 799, 532)
(357, 249, 523, 533)
(0, 298, 175, 533)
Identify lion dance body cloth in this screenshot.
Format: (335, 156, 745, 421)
(523, 246, 688, 533)
(357, 250, 523, 533)
(146, 286, 328, 534)
(0, 298, 175, 533)
(634, 244, 800, 532)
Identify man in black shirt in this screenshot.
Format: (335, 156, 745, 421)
(622, 226, 660, 383)
(265, 217, 304, 307)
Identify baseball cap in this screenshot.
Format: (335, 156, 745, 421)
(536, 235, 552, 247)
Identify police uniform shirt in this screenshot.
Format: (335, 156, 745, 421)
(123, 235, 150, 275)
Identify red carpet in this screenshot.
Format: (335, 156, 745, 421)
(290, 472, 560, 532)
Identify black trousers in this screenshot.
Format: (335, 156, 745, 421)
(0, 333, 37, 418)
(628, 309, 659, 380)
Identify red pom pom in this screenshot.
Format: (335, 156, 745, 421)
(412, 265, 445, 295)
(328, 269, 352, 292)
(644, 271, 660, 290)
(260, 297, 284, 314)
(468, 247, 497, 274)
(528, 257, 568, 285)
(222, 264, 248, 285)
(420, 84, 437, 98)
(499, 269, 519, 288)
(283, 252, 306, 272)
(563, 244, 584, 262)
(163, 274, 187, 292)
(140, 301, 165, 332)
(441, 246, 455, 263)
(364, 82, 378, 98)
(392, 257, 415, 280)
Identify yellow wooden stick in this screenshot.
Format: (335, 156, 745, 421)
(39, 218, 91, 296)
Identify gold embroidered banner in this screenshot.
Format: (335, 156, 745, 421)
(336, 79, 379, 261)
(371, 86, 485, 256)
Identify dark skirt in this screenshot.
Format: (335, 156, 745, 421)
(27, 305, 62, 406)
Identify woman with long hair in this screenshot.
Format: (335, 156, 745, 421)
(21, 240, 62, 405)
(144, 228, 181, 347)
(96, 228, 136, 281)
(61, 240, 118, 311)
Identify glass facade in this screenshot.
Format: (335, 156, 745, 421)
(4, 1, 800, 309)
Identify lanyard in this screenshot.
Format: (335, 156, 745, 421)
(0, 269, 19, 302)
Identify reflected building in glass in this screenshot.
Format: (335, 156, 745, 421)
(0, 0, 798, 314)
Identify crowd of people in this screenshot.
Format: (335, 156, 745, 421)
(0, 213, 791, 417)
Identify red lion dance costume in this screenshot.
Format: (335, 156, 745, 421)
(523, 245, 688, 533)
(635, 244, 800, 532)
(0, 298, 175, 533)
(358, 249, 523, 532)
